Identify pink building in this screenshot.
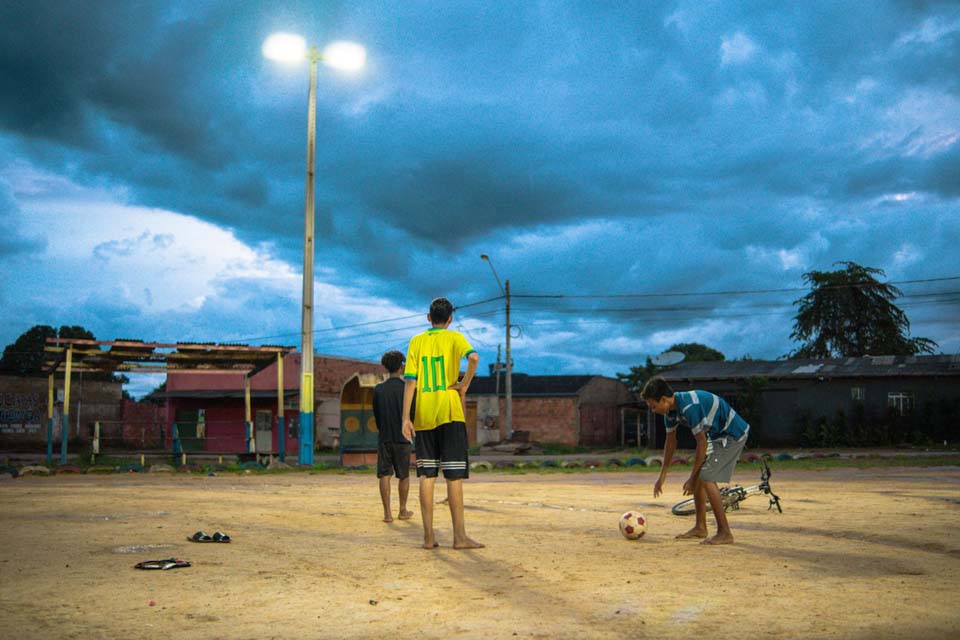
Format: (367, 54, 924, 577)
(161, 353, 382, 454)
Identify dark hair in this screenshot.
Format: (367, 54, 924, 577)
(429, 297, 454, 324)
(640, 376, 674, 401)
(380, 350, 405, 373)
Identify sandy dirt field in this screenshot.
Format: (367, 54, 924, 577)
(1, 465, 958, 639)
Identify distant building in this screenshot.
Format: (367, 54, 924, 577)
(161, 353, 382, 452)
(465, 373, 637, 447)
(0, 374, 122, 450)
(658, 355, 960, 447)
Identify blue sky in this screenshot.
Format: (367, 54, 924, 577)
(1, 1, 959, 396)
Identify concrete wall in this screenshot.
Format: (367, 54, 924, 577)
(0, 374, 121, 449)
(464, 377, 635, 447)
(514, 397, 580, 446)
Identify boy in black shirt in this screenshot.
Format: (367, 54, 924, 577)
(373, 350, 414, 522)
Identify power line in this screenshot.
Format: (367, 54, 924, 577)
(511, 276, 960, 300)
(222, 295, 505, 345)
(508, 290, 960, 316)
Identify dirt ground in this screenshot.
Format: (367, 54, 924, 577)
(1, 465, 958, 639)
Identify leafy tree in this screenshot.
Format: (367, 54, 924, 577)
(617, 342, 725, 392)
(0, 324, 123, 381)
(0, 325, 58, 375)
(789, 261, 938, 358)
(669, 342, 725, 362)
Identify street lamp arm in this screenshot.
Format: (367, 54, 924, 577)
(480, 254, 505, 295)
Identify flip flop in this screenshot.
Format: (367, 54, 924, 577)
(211, 531, 231, 543)
(188, 531, 213, 542)
(135, 558, 191, 570)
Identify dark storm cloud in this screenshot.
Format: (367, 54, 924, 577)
(4, 0, 958, 254)
(0, 181, 46, 257)
(1, 1, 958, 365)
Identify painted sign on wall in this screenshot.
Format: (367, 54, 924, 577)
(0, 392, 43, 434)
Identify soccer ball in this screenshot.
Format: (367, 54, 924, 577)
(619, 511, 647, 540)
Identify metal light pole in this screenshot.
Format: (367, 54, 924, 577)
(481, 254, 512, 438)
(298, 46, 318, 465)
(263, 34, 366, 466)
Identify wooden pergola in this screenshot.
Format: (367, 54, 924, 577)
(42, 338, 296, 465)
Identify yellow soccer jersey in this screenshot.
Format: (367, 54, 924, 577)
(404, 328, 476, 430)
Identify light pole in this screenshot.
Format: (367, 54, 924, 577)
(480, 254, 512, 438)
(263, 33, 366, 465)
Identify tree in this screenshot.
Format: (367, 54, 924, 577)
(617, 342, 725, 392)
(0, 324, 124, 381)
(0, 325, 58, 375)
(789, 261, 938, 358)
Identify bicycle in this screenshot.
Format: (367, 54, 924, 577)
(671, 458, 783, 516)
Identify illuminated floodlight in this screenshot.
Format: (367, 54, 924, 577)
(262, 32, 308, 63)
(321, 41, 366, 71)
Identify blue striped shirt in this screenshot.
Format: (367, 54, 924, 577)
(664, 390, 749, 441)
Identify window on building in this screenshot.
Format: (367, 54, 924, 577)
(851, 386, 865, 401)
(887, 392, 914, 416)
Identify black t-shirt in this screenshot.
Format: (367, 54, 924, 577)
(372, 377, 411, 444)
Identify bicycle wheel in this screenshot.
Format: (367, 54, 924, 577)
(671, 487, 741, 516)
(671, 498, 715, 516)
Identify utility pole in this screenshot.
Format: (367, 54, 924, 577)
(505, 279, 512, 438)
(494, 344, 502, 397)
(481, 253, 513, 439)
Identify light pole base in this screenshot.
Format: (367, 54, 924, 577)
(298, 413, 314, 465)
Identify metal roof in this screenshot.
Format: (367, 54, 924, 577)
(43, 338, 296, 376)
(660, 354, 960, 381)
(466, 374, 600, 396)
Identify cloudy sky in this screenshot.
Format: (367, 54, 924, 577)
(2, 1, 959, 396)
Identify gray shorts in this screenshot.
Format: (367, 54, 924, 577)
(700, 434, 747, 483)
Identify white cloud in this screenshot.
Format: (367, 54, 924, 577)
(648, 319, 739, 351)
(892, 242, 922, 270)
(861, 89, 960, 158)
(720, 32, 758, 65)
(895, 16, 960, 47)
(844, 77, 878, 104)
(0, 162, 422, 351)
(745, 233, 829, 273)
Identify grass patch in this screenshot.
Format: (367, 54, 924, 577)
(538, 444, 592, 455)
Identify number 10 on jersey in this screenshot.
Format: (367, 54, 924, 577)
(421, 355, 447, 393)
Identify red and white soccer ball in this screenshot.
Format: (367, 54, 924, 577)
(619, 511, 647, 540)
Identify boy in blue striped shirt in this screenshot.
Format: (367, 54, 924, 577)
(641, 376, 749, 545)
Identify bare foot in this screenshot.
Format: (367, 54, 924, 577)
(675, 527, 708, 540)
(398, 509, 414, 520)
(383, 515, 394, 523)
(701, 533, 734, 545)
(453, 537, 485, 550)
(422, 540, 440, 549)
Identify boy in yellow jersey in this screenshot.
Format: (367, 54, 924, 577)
(401, 297, 483, 550)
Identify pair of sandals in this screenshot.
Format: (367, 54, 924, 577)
(188, 530, 231, 543)
(135, 558, 191, 570)
(133, 530, 232, 570)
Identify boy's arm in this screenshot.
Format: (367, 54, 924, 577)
(449, 351, 479, 403)
(682, 431, 708, 495)
(401, 379, 417, 442)
(653, 430, 676, 498)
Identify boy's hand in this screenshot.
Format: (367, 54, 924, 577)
(448, 380, 469, 406)
(653, 477, 664, 498)
(402, 419, 415, 443)
(682, 478, 695, 495)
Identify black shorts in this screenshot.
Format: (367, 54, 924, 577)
(377, 442, 411, 479)
(414, 422, 469, 480)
